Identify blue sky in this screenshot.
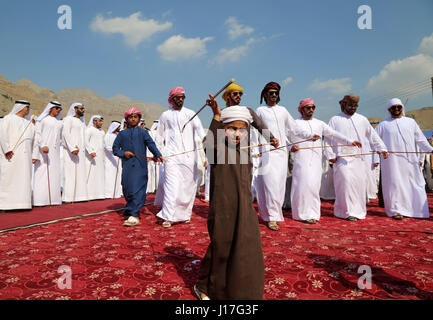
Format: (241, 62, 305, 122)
(1, 0, 433, 127)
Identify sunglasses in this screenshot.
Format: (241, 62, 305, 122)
(267, 91, 279, 96)
(231, 92, 243, 97)
(390, 105, 402, 110)
(303, 106, 316, 110)
(347, 104, 358, 108)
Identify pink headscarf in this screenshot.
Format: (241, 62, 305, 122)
(168, 87, 185, 106)
(298, 98, 315, 115)
(124, 107, 142, 120)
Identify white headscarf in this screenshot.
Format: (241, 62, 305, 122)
(8, 100, 31, 120)
(386, 98, 413, 149)
(65, 103, 85, 122)
(386, 98, 406, 117)
(87, 115, 103, 128)
(106, 121, 121, 135)
(120, 119, 127, 131)
(36, 101, 62, 122)
(221, 106, 253, 124)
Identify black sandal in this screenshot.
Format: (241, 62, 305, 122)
(346, 216, 358, 222)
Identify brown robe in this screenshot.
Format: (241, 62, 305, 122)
(196, 118, 265, 300)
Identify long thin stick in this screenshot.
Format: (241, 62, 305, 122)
(256, 138, 314, 155)
(154, 161, 158, 192)
(181, 79, 235, 132)
(338, 152, 377, 158)
(296, 144, 354, 150)
(132, 147, 204, 161)
(73, 154, 77, 204)
(11, 115, 34, 153)
(113, 158, 120, 199)
(45, 153, 52, 206)
(86, 159, 93, 184)
(8, 115, 35, 162)
(387, 151, 433, 154)
(240, 142, 274, 150)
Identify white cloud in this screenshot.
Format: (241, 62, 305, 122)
(309, 78, 352, 95)
(282, 77, 293, 87)
(418, 33, 433, 56)
(90, 12, 172, 47)
(225, 17, 254, 40)
(157, 35, 213, 61)
(211, 38, 258, 65)
(366, 54, 433, 94)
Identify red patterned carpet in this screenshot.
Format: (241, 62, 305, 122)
(0, 193, 432, 300)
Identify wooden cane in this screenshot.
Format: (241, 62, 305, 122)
(45, 153, 52, 206)
(338, 152, 377, 158)
(73, 153, 78, 204)
(296, 144, 355, 150)
(113, 158, 120, 199)
(87, 159, 93, 184)
(181, 79, 235, 132)
(240, 142, 274, 150)
(386, 151, 433, 154)
(132, 147, 203, 161)
(257, 138, 314, 155)
(7, 115, 35, 162)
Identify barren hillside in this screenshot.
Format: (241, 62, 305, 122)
(0, 75, 166, 131)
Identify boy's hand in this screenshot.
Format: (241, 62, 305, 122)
(207, 94, 221, 121)
(153, 156, 164, 163)
(124, 151, 135, 159)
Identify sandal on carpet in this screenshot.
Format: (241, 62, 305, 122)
(305, 219, 317, 224)
(123, 216, 140, 227)
(346, 216, 358, 222)
(184, 219, 191, 224)
(194, 284, 210, 300)
(267, 221, 280, 231)
(392, 214, 404, 220)
(162, 221, 172, 228)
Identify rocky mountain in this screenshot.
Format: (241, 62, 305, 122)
(0, 74, 166, 130)
(406, 107, 433, 131)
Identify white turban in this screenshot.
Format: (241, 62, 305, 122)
(8, 100, 31, 120)
(36, 101, 62, 122)
(87, 115, 103, 128)
(65, 103, 85, 122)
(220, 106, 253, 124)
(386, 98, 405, 117)
(106, 121, 121, 135)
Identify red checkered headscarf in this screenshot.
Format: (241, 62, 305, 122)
(260, 82, 281, 104)
(124, 107, 142, 120)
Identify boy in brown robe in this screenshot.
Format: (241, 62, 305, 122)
(194, 94, 265, 300)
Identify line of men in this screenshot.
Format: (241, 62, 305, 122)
(1, 82, 432, 230)
(0, 101, 151, 211)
